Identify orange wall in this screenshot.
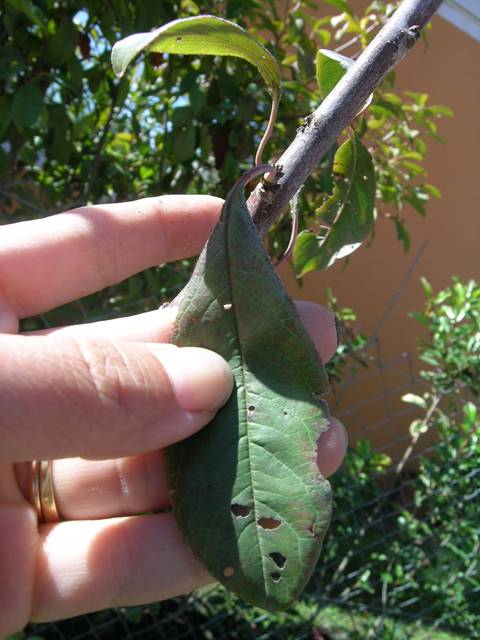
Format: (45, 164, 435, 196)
(282, 10, 480, 458)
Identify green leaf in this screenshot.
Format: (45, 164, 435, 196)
(12, 81, 43, 130)
(46, 17, 77, 65)
(111, 15, 281, 97)
(293, 135, 375, 276)
(166, 166, 332, 611)
(5, 0, 47, 30)
(393, 217, 411, 253)
(321, 0, 353, 16)
(316, 49, 352, 100)
(402, 393, 427, 410)
(316, 49, 372, 112)
(0, 97, 12, 137)
(173, 125, 196, 162)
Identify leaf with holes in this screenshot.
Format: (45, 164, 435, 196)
(165, 166, 332, 610)
(293, 134, 375, 277)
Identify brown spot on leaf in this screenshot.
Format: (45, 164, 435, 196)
(231, 504, 251, 517)
(258, 517, 281, 530)
(223, 566, 234, 578)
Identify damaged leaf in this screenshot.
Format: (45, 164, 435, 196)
(293, 134, 375, 276)
(165, 165, 332, 610)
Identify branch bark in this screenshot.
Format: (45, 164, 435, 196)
(247, 0, 444, 236)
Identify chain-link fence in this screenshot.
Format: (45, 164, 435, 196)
(19, 318, 479, 640)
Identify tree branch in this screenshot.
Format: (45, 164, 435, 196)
(247, 0, 443, 236)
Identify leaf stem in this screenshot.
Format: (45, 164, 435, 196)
(273, 189, 300, 267)
(254, 91, 280, 167)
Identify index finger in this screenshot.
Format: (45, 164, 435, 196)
(0, 195, 223, 319)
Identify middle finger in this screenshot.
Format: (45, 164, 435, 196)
(22, 416, 347, 520)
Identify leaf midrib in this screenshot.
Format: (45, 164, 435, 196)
(224, 209, 270, 591)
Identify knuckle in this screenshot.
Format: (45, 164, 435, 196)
(72, 339, 156, 432)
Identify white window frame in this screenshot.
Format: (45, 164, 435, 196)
(437, 0, 480, 42)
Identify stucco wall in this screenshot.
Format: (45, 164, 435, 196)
(281, 9, 480, 458)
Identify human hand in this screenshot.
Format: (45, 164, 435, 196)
(0, 196, 347, 634)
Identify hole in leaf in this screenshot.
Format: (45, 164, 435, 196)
(271, 572, 282, 582)
(223, 303, 232, 310)
(231, 504, 251, 517)
(269, 552, 286, 569)
(176, 36, 183, 41)
(223, 566, 234, 578)
(258, 517, 281, 530)
(283, 409, 288, 415)
(248, 405, 255, 412)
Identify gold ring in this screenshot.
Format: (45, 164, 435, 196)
(29, 460, 61, 523)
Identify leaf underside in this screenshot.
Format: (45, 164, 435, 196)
(111, 15, 281, 96)
(165, 166, 332, 610)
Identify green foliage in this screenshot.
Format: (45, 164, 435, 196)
(167, 167, 331, 609)
(413, 277, 480, 397)
(315, 278, 480, 637)
(1, 0, 451, 303)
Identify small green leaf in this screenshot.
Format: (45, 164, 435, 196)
(316, 49, 372, 112)
(111, 15, 281, 97)
(420, 277, 433, 298)
(463, 401, 478, 426)
(409, 419, 428, 437)
(321, 0, 353, 16)
(393, 217, 411, 253)
(293, 135, 375, 276)
(6, 0, 47, 30)
(12, 81, 43, 130)
(173, 125, 196, 162)
(316, 49, 353, 100)
(402, 393, 427, 410)
(0, 97, 11, 137)
(46, 17, 77, 65)
(166, 166, 331, 611)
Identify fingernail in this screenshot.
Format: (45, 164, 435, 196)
(334, 315, 342, 347)
(146, 345, 234, 412)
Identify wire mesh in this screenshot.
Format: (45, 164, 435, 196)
(3, 196, 478, 640)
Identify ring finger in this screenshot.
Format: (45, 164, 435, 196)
(16, 416, 347, 520)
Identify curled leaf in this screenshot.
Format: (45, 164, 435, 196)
(293, 134, 375, 276)
(112, 15, 280, 93)
(111, 16, 281, 164)
(166, 166, 332, 610)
